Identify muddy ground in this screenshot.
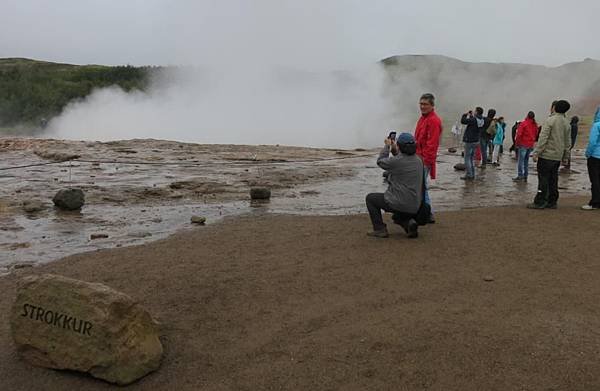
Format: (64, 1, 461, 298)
(1, 196, 600, 390)
(0, 138, 593, 269)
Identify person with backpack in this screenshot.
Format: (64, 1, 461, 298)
(480, 109, 497, 168)
(460, 107, 484, 180)
(528, 100, 572, 209)
(365, 133, 425, 238)
(491, 117, 505, 165)
(513, 111, 538, 182)
(582, 107, 600, 210)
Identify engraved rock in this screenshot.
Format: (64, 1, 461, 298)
(52, 188, 85, 210)
(11, 274, 163, 385)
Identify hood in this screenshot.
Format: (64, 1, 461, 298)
(595, 107, 600, 123)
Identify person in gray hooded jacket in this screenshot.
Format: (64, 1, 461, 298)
(366, 132, 424, 238)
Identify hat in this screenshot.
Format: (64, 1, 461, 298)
(396, 132, 415, 144)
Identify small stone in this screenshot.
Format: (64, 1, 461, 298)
(90, 234, 109, 240)
(447, 147, 458, 153)
(22, 200, 46, 213)
(453, 163, 466, 171)
(483, 276, 495, 282)
(191, 216, 206, 225)
(250, 187, 271, 200)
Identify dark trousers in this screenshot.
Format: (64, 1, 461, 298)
(534, 158, 560, 207)
(588, 157, 600, 207)
(366, 193, 413, 230)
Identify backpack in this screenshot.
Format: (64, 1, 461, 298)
(486, 119, 497, 136)
(414, 165, 431, 226)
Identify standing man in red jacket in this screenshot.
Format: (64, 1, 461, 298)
(414, 93, 443, 223)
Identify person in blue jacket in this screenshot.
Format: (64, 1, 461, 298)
(582, 107, 600, 210)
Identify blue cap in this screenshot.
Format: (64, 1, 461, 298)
(396, 132, 415, 144)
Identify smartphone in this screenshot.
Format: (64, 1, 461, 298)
(388, 131, 397, 140)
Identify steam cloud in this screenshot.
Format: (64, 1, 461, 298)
(48, 64, 397, 148)
(48, 56, 600, 148)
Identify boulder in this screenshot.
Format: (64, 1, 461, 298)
(11, 274, 163, 385)
(52, 189, 85, 210)
(453, 163, 466, 171)
(250, 187, 271, 200)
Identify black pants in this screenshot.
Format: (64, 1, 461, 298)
(366, 193, 413, 230)
(534, 158, 560, 207)
(588, 157, 600, 207)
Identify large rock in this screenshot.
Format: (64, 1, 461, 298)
(11, 274, 163, 385)
(52, 188, 85, 210)
(250, 187, 271, 200)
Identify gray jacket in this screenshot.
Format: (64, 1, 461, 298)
(377, 145, 424, 214)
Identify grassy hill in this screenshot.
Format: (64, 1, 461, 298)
(0, 58, 156, 131)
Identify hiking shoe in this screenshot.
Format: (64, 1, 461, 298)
(581, 204, 599, 210)
(526, 203, 546, 210)
(406, 219, 418, 238)
(367, 228, 389, 238)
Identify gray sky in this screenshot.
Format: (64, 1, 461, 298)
(1, 0, 598, 68)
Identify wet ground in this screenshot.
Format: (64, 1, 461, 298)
(0, 138, 591, 271)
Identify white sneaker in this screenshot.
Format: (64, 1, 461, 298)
(581, 205, 598, 210)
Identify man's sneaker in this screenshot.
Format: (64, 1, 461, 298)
(367, 228, 389, 238)
(526, 203, 546, 209)
(460, 176, 474, 181)
(512, 176, 523, 182)
(406, 219, 418, 238)
(581, 204, 599, 210)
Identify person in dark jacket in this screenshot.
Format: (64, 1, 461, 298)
(509, 121, 521, 158)
(460, 107, 484, 180)
(366, 133, 424, 238)
(566, 116, 579, 169)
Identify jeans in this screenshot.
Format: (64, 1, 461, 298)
(533, 157, 560, 207)
(588, 157, 600, 207)
(365, 193, 413, 230)
(492, 144, 501, 163)
(517, 147, 532, 178)
(464, 142, 478, 178)
(480, 137, 489, 165)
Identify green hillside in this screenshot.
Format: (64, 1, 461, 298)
(0, 58, 156, 130)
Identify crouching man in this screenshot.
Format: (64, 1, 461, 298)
(366, 133, 424, 238)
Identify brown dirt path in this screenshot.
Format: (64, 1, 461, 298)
(1, 196, 600, 390)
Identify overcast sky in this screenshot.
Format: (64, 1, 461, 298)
(1, 0, 598, 69)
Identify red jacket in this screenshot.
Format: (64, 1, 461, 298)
(515, 118, 538, 148)
(414, 110, 443, 179)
